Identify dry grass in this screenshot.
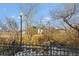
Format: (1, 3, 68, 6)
(0, 27, 78, 46)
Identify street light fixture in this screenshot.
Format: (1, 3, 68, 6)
(19, 11, 23, 47)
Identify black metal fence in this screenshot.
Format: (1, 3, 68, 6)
(0, 43, 79, 56)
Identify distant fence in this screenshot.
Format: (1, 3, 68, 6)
(0, 43, 79, 56)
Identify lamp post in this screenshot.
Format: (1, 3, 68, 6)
(19, 11, 23, 47)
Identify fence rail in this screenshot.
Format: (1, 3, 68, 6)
(0, 43, 79, 56)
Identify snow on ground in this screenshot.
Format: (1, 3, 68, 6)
(14, 46, 79, 56)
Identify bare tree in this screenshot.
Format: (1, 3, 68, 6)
(5, 17, 18, 31)
(50, 4, 79, 35)
(19, 4, 38, 42)
(20, 4, 38, 29)
(4, 17, 19, 44)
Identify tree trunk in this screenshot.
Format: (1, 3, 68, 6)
(64, 19, 79, 36)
